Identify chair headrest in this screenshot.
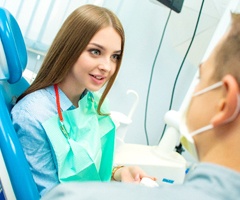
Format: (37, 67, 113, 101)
(0, 7, 27, 84)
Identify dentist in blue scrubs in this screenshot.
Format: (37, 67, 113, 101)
(42, 12, 240, 200)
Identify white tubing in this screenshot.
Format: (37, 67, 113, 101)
(127, 90, 139, 120)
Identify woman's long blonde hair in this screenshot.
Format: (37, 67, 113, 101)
(18, 4, 125, 115)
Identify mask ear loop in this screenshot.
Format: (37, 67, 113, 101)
(54, 84, 70, 139)
(189, 82, 223, 137)
(191, 82, 240, 136)
(193, 82, 223, 96)
(223, 94, 240, 123)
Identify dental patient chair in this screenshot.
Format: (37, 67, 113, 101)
(0, 7, 39, 200)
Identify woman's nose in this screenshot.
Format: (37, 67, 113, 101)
(98, 60, 111, 72)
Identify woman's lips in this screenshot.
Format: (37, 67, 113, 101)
(90, 74, 106, 84)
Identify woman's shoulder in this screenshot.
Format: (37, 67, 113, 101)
(12, 87, 56, 116)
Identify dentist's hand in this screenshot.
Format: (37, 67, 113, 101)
(111, 165, 156, 183)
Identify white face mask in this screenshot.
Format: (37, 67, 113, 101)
(179, 81, 240, 160)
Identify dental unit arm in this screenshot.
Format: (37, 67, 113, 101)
(113, 107, 187, 186)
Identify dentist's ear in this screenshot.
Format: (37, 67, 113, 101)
(211, 75, 240, 126)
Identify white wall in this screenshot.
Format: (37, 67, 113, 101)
(0, 0, 232, 145)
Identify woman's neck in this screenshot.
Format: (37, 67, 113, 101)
(57, 82, 85, 108)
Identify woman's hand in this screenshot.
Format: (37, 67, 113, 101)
(112, 165, 156, 183)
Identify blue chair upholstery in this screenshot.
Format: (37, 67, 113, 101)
(0, 7, 39, 200)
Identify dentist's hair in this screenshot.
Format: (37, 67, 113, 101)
(213, 13, 240, 85)
(18, 4, 125, 115)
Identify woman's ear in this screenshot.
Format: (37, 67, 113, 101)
(211, 75, 240, 126)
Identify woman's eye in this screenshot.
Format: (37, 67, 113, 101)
(111, 54, 121, 61)
(90, 49, 100, 55)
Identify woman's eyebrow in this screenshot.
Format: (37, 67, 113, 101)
(89, 43, 104, 50)
(89, 43, 122, 53)
(114, 50, 122, 54)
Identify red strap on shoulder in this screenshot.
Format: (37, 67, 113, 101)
(54, 84, 63, 122)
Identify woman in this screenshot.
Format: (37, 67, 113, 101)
(11, 4, 154, 197)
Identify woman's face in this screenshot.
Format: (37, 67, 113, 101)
(63, 26, 122, 94)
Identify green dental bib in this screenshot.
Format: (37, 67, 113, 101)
(42, 91, 115, 183)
